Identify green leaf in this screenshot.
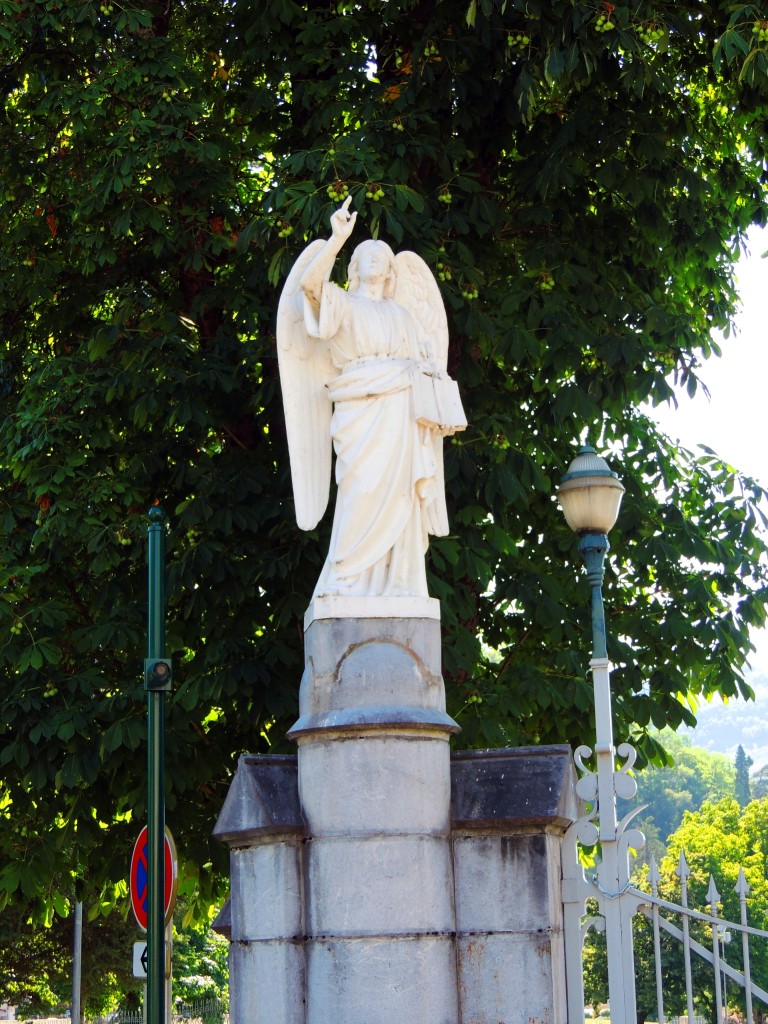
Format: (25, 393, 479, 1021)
(544, 46, 565, 85)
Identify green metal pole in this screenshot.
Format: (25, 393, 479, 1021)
(577, 531, 609, 660)
(146, 506, 167, 1024)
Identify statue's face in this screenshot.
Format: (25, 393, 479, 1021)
(355, 242, 393, 283)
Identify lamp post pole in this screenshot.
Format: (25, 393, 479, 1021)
(558, 445, 638, 1024)
(577, 531, 620, 845)
(583, 538, 637, 1024)
(146, 506, 171, 1024)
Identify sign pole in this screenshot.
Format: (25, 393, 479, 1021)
(71, 900, 83, 1024)
(165, 921, 173, 1024)
(146, 506, 172, 1024)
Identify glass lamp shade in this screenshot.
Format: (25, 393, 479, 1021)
(557, 445, 625, 535)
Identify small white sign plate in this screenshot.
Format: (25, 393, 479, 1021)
(133, 941, 148, 979)
(133, 939, 172, 980)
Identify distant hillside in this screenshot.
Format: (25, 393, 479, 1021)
(680, 671, 768, 774)
(629, 730, 736, 865)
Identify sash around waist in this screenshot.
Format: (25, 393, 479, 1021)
(325, 357, 415, 402)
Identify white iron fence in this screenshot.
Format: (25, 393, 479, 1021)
(562, 736, 768, 1023)
(636, 854, 768, 1024)
(560, 607, 768, 1024)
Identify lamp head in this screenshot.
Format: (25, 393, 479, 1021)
(557, 444, 625, 536)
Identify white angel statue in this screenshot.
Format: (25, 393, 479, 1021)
(277, 197, 467, 600)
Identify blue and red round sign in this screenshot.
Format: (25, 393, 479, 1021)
(129, 826, 178, 931)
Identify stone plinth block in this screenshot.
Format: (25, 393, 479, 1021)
(457, 932, 563, 1024)
(451, 747, 577, 1024)
(453, 832, 565, 934)
(305, 935, 458, 1024)
(298, 732, 452, 835)
(228, 940, 305, 1024)
(212, 756, 305, 1024)
(229, 842, 303, 942)
(305, 833, 455, 936)
(304, 594, 440, 630)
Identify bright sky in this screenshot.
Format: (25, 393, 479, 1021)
(652, 224, 768, 672)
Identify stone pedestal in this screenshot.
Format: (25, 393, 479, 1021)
(213, 603, 578, 1024)
(288, 599, 459, 1024)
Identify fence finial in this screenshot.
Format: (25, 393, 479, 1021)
(735, 866, 751, 897)
(707, 874, 721, 910)
(676, 848, 690, 879)
(647, 856, 660, 893)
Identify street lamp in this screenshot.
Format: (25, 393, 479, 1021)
(557, 444, 625, 660)
(557, 442, 636, 1024)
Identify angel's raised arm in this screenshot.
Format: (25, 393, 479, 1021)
(300, 198, 358, 312)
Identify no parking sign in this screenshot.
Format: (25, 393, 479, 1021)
(129, 825, 178, 931)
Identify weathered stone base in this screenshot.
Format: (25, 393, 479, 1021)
(214, 746, 577, 1024)
(213, 613, 577, 1024)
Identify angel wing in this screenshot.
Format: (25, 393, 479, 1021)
(276, 240, 336, 530)
(393, 250, 450, 370)
(393, 251, 450, 536)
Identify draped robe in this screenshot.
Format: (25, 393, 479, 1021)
(305, 281, 440, 598)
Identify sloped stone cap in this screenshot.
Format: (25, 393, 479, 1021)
(211, 897, 231, 938)
(212, 754, 304, 846)
(288, 704, 459, 738)
(213, 746, 578, 846)
(451, 746, 578, 830)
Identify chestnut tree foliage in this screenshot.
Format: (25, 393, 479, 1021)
(2, 0, 768, 920)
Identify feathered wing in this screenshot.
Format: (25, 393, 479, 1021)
(276, 240, 335, 530)
(394, 251, 450, 537)
(393, 251, 449, 369)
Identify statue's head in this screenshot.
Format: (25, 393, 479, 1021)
(348, 239, 397, 298)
